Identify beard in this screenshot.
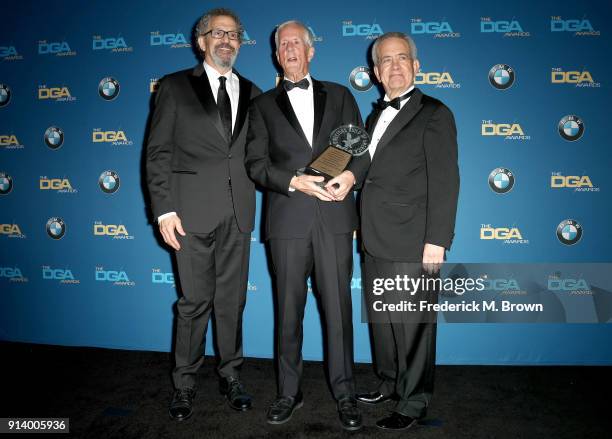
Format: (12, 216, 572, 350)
(211, 43, 237, 69)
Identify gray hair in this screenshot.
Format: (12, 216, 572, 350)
(274, 20, 314, 50)
(195, 8, 243, 39)
(371, 32, 418, 65)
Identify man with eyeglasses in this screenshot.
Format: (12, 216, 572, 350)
(146, 8, 261, 421)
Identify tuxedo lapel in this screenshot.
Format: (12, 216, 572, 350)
(232, 71, 252, 146)
(312, 79, 327, 150)
(188, 65, 228, 144)
(274, 85, 311, 148)
(373, 88, 424, 159)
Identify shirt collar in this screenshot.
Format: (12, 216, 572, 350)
(283, 73, 312, 86)
(384, 85, 415, 102)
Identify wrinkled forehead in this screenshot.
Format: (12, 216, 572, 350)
(208, 15, 239, 31)
(378, 37, 412, 58)
(278, 24, 307, 42)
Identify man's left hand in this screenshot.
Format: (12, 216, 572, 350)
(422, 243, 445, 275)
(325, 171, 356, 201)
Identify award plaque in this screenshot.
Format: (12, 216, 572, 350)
(298, 124, 370, 186)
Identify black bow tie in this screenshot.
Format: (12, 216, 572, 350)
(283, 78, 310, 91)
(377, 89, 415, 110)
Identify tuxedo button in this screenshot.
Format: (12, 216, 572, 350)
(228, 154, 233, 159)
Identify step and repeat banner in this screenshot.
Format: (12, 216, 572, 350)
(1, 0, 611, 364)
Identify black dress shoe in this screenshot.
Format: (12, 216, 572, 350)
(337, 396, 362, 431)
(266, 393, 303, 425)
(376, 412, 417, 431)
(220, 377, 252, 411)
(169, 387, 195, 421)
(356, 390, 394, 405)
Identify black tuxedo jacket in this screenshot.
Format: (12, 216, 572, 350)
(245, 79, 370, 240)
(146, 64, 261, 233)
(360, 88, 459, 262)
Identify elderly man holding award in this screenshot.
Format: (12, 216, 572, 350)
(245, 20, 370, 431)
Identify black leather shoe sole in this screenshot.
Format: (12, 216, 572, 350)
(340, 420, 362, 432)
(226, 395, 252, 412)
(266, 400, 304, 425)
(168, 407, 193, 422)
(376, 417, 417, 431)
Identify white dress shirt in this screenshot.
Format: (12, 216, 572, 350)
(158, 62, 241, 222)
(368, 85, 415, 159)
(285, 74, 314, 147)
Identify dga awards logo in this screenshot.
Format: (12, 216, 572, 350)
(415, 71, 460, 89)
(480, 18, 530, 37)
(39, 176, 77, 194)
(0, 45, 23, 61)
(488, 168, 515, 194)
(241, 29, 256, 45)
(307, 26, 323, 43)
(46, 217, 66, 240)
(349, 67, 373, 92)
(44, 126, 64, 150)
(150, 31, 190, 48)
(92, 128, 133, 146)
(547, 275, 591, 295)
(551, 68, 599, 88)
(481, 121, 530, 140)
(92, 35, 133, 53)
(96, 266, 135, 286)
(558, 115, 584, 141)
(38, 85, 76, 102)
(0, 223, 25, 239)
(152, 268, 174, 285)
(556, 219, 582, 245)
(551, 172, 599, 192)
(488, 64, 515, 89)
(342, 20, 383, 39)
(0, 133, 24, 149)
(0, 84, 11, 107)
(551, 17, 599, 36)
(99, 171, 120, 194)
(410, 18, 460, 38)
(42, 266, 79, 284)
(0, 266, 28, 283)
(480, 224, 528, 244)
(0, 172, 13, 194)
(149, 78, 160, 93)
(481, 276, 524, 295)
(98, 77, 120, 100)
(93, 222, 134, 240)
(38, 40, 76, 57)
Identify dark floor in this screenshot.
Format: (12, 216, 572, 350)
(0, 341, 610, 438)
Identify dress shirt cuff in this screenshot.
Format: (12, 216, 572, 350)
(158, 212, 177, 222)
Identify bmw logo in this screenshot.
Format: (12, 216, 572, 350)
(98, 77, 120, 100)
(488, 64, 515, 90)
(44, 126, 64, 149)
(0, 84, 11, 107)
(349, 66, 373, 92)
(0, 172, 13, 195)
(556, 219, 582, 245)
(99, 170, 120, 194)
(558, 115, 584, 141)
(46, 217, 66, 240)
(488, 168, 515, 194)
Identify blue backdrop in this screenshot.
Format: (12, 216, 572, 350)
(1, 0, 611, 364)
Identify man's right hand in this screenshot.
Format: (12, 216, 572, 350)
(290, 175, 335, 201)
(159, 214, 186, 251)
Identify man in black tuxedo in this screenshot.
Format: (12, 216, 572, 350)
(356, 32, 459, 431)
(245, 20, 369, 431)
(146, 8, 261, 421)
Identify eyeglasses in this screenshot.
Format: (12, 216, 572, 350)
(203, 29, 242, 41)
